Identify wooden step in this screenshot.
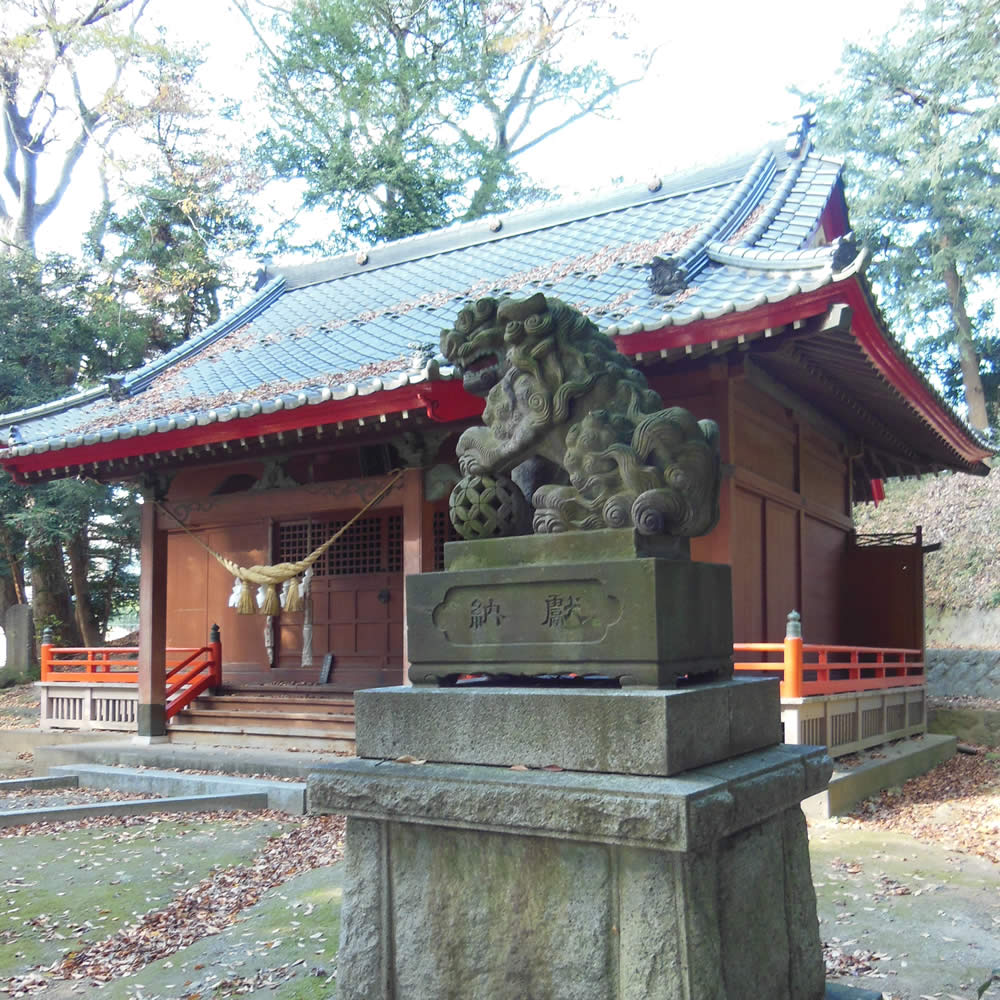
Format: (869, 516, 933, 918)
(167, 724, 356, 754)
(195, 694, 355, 714)
(173, 707, 355, 735)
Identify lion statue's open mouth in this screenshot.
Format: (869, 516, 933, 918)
(439, 293, 721, 541)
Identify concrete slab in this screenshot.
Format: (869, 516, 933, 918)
(803, 733, 956, 819)
(0, 791, 267, 828)
(46, 763, 306, 814)
(32, 738, 348, 781)
(0, 774, 78, 791)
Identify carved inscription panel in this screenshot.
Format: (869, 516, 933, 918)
(432, 581, 622, 648)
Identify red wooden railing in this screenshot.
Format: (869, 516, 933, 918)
(39, 625, 222, 721)
(733, 611, 924, 699)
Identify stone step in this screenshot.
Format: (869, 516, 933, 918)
(0, 790, 268, 829)
(32, 739, 346, 781)
(194, 694, 355, 715)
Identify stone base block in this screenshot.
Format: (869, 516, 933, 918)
(355, 679, 780, 776)
(406, 528, 734, 687)
(310, 743, 832, 1000)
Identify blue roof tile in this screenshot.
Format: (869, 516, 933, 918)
(0, 142, 872, 456)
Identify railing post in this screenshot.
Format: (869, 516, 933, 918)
(209, 624, 222, 691)
(40, 627, 54, 682)
(783, 611, 803, 699)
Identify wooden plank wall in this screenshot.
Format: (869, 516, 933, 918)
(728, 381, 852, 644)
(651, 365, 854, 645)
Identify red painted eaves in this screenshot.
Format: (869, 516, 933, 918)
(610, 283, 843, 357)
(2, 379, 484, 479)
(840, 277, 992, 466)
(612, 275, 990, 468)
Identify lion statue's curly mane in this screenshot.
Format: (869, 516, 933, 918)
(441, 293, 721, 541)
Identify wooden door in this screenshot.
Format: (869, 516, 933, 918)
(276, 510, 405, 687)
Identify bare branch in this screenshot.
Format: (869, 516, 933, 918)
(509, 70, 648, 160)
(892, 85, 975, 116)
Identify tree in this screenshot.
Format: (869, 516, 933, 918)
(0, 0, 157, 253)
(804, 0, 1000, 431)
(92, 44, 262, 351)
(240, 0, 651, 249)
(0, 251, 146, 644)
(0, 5, 259, 646)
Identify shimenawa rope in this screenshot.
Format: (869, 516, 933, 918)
(154, 470, 405, 615)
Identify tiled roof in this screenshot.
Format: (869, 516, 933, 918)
(0, 135, 987, 474)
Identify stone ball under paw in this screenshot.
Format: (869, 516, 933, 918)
(449, 474, 531, 540)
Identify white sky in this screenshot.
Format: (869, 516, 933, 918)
(38, 0, 911, 258)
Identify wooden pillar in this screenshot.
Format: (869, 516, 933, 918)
(137, 497, 168, 740)
(401, 468, 427, 684)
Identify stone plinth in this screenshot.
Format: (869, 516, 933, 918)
(3, 605, 35, 673)
(310, 741, 832, 1000)
(406, 529, 733, 687)
(355, 679, 780, 777)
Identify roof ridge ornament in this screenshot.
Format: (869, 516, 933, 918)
(786, 111, 815, 159)
(646, 147, 777, 296)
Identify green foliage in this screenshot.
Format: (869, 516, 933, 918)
(0, 253, 145, 407)
(803, 0, 1000, 429)
(93, 39, 261, 351)
(977, 969, 1000, 1000)
(0, 252, 145, 638)
(1, 12, 259, 640)
(247, 0, 644, 250)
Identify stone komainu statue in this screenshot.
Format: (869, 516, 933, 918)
(441, 293, 721, 540)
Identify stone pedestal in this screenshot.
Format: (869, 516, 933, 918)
(406, 529, 733, 687)
(311, 683, 832, 1000)
(310, 531, 832, 999)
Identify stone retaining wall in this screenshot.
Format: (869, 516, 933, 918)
(926, 648, 1000, 699)
(928, 708, 1000, 747)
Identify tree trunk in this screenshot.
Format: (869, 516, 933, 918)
(941, 261, 990, 430)
(30, 542, 83, 647)
(66, 530, 103, 647)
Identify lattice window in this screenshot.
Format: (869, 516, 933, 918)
(433, 509, 460, 570)
(800, 716, 826, 747)
(830, 712, 857, 749)
(861, 707, 883, 740)
(279, 520, 313, 567)
(279, 513, 403, 576)
(329, 516, 383, 575)
(386, 515, 403, 572)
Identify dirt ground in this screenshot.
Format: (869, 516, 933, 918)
(810, 747, 1000, 1000)
(1, 687, 998, 999)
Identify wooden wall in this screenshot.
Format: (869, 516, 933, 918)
(155, 359, 883, 664)
(160, 469, 410, 680)
(728, 380, 852, 644)
(649, 364, 854, 645)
